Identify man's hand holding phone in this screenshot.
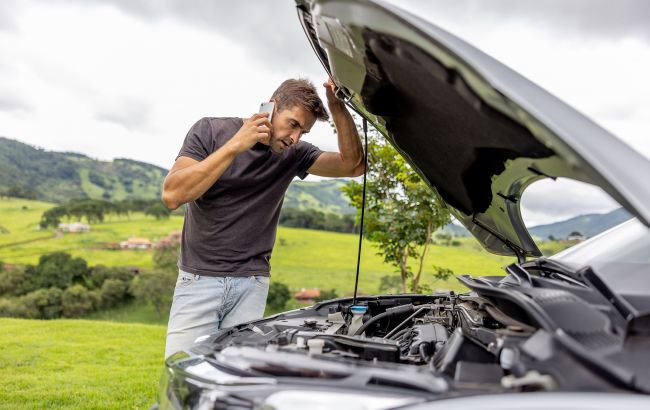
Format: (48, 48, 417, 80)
(227, 112, 272, 155)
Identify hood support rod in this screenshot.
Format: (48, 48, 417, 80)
(352, 118, 369, 305)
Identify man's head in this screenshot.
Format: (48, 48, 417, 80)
(266, 78, 329, 153)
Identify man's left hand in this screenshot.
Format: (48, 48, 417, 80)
(323, 78, 342, 106)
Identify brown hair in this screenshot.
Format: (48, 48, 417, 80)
(271, 78, 329, 122)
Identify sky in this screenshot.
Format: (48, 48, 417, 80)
(1, 0, 648, 226)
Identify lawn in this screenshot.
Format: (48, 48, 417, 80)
(0, 197, 515, 296)
(0, 318, 165, 409)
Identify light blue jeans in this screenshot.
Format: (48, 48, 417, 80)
(164, 270, 270, 359)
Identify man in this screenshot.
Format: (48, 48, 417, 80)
(162, 78, 364, 358)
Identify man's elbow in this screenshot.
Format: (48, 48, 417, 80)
(161, 190, 180, 211)
(349, 161, 366, 177)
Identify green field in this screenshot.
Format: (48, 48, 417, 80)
(0, 318, 165, 409)
(0, 197, 535, 409)
(0, 197, 514, 295)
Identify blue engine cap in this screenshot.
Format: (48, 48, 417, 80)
(350, 305, 368, 314)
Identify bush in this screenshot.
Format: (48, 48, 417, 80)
(86, 265, 134, 289)
(379, 275, 403, 294)
(0, 297, 29, 317)
(20, 287, 63, 319)
(432, 266, 454, 282)
(266, 282, 291, 311)
(0, 266, 32, 297)
(153, 231, 181, 274)
(99, 279, 130, 308)
(315, 288, 338, 302)
(130, 271, 176, 319)
(62, 285, 98, 317)
(29, 252, 88, 290)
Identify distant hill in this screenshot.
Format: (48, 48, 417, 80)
(529, 208, 632, 240)
(0, 137, 354, 212)
(440, 208, 634, 241)
(0, 137, 167, 203)
(284, 180, 355, 214)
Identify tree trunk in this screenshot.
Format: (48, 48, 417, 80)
(412, 218, 433, 292)
(400, 246, 410, 293)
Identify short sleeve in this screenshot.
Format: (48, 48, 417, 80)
(175, 118, 214, 162)
(294, 141, 323, 180)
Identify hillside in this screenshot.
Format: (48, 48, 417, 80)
(0, 137, 353, 212)
(0, 137, 167, 203)
(0, 197, 512, 294)
(284, 179, 355, 214)
(529, 208, 632, 240)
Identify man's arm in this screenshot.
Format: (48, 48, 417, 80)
(307, 81, 365, 178)
(162, 114, 271, 210)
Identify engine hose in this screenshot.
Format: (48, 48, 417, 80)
(383, 305, 431, 339)
(354, 304, 414, 336)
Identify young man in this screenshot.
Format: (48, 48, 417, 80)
(162, 78, 364, 358)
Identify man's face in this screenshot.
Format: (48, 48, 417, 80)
(267, 104, 316, 153)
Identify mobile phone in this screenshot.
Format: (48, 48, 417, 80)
(258, 101, 275, 122)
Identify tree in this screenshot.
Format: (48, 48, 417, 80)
(99, 279, 130, 308)
(20, 287, 63, 319)
(153, 231, 182, 274)
(266, 282, 291, 311)
(130, 271, 176, 319)
(29, 252, 88, 290)
(0, 265, 31, 297)
(145, 202, 171, 220)
(314, 288, 338, 302)
(342, 130, 450, 292)
(62, 284, 98, 317)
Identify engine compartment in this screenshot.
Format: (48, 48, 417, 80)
(203, 292, 600, 393)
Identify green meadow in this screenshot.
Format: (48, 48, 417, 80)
(0, 197, 514, 296)
(0, 197, 522, 409)
(0, 318, 165, 409)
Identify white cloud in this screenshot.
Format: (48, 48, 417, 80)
(0, 0, 648, 225)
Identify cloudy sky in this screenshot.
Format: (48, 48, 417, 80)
(1, 0, 648, 226)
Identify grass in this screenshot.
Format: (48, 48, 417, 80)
(0, 318, 165, 409)
(0, 197, 515, 296)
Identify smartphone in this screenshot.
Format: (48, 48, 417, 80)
(258, 101, 275, 122)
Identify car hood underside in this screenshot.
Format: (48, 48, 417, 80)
(297, 0, 650, 258)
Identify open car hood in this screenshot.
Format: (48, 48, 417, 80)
(296, 0, 650, 258)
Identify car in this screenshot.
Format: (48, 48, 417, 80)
(157, 0, 650, 408)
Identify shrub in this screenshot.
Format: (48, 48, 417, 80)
(315, 289, 338, 302)
(99, 279, 130, 308)
(86, 265, 134, 289)
(153, 231, 181, 274)
(0, 297, 29, 318)
(20, 287, 63, 319)
(29, 252, 88, 290)
(0, 266, 32, 297)
(62, 285, 98, 317)
(432, 266, 454, 282)
(266, 282, 291, 311)
(130, 271, 176, 319)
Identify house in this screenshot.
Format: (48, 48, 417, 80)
(58, 222, 90, 233)
(566, 232, 587, 242)
(294, 288, 321, 304)
(120, 237, 152, 250)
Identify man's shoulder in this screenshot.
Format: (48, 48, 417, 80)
(199, 117, 243, 129)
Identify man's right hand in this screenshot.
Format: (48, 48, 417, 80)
(226, 113, 272, 154)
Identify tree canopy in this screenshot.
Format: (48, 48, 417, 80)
(342, 130, 450, 292)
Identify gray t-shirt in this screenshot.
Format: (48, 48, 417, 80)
(175, 117, 322, 277)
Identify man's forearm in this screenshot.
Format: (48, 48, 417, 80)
(162, 144, 239, 210)
(329, 101, 365, 174)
